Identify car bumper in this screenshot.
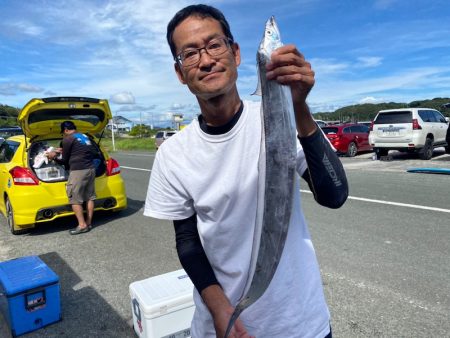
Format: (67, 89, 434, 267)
(8, 174, 127, 228)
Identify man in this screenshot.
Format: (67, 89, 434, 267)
(144, 4, 348, 338)
(48, 121, 96, 235)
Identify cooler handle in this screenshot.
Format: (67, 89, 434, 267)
(132, 298, 141, 321)
(25, 289, 46, 311)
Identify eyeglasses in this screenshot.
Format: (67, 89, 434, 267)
(175, 37, 233, 67)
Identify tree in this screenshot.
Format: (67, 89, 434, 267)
(129, 124, 152, 137)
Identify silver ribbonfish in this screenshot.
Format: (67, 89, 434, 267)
(224, 16, 297, 337)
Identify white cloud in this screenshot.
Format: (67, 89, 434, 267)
(110, 92, 135, 105)
(310, 58, 349, 75)
(0, 83, 43, 96)
(356, 57, 382, 68)
(359, 96, 382, 104)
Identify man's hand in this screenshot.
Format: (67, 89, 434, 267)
(46, 148, 61, 160)
(201, 285, 254, 338)
(265, 44, 317, 137)
(265, 44, 315, 103)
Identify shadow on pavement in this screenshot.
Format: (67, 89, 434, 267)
(0, 252, 135, 338)
(25, 197, 145, 237)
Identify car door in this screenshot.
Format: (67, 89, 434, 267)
(356, 125, 371, 150)
(349, 125, 366, 151)
(0, 140, 21, 212)
(431, 110, 448, 142)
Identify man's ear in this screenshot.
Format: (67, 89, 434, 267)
(174, 62, 187, 85)
(231, 42, 241, 67)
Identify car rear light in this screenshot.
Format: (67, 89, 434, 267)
(9, 166, 39, 185)
(412, 119, 422, 130)
(369, 121, 374, 131)
(106, 158, 121, 176)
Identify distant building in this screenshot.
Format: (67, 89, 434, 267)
(108, 115, 133, 132)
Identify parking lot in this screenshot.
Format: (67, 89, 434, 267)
(1, 149, 449, 337)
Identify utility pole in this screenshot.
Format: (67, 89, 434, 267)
(140, 111, 142, 138)
(110, 117, 116, 151)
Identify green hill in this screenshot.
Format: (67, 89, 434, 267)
(313, 97, 450, 123)
(2, 97, 450, 127)
(0, 104, 20, 126)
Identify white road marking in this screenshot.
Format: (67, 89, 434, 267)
(120, 166, 450, 214)
(121, 166, 151, 172)
(300, 190, 450, 213)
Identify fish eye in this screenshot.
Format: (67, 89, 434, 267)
(267, 29, 272, 36)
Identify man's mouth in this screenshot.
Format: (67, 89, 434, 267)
(200, 70, 221, 81)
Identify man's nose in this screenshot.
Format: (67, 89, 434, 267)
(198, 49, 214, 66)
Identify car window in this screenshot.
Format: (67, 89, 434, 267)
(0, 127, 23, 138)
(155, 132, 164, 138)
(419, 110, 436, 122)
(432, 110, 447, 123)
(0, 140, 19, 163)
(343, 127, 352, 134)
(321, 127, 338, 134)
(358, 125, 369, 133)
(374, 111, 412, 124)
(167, 132, 176, 137)
(27, 109, 105, 127)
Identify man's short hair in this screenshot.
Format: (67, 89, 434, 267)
(166, 4, 234, 59)
(60, 121, 76, 133)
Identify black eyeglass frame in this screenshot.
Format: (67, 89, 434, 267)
(175, 37, 234, 67)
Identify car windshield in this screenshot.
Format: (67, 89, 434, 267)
(321, 127, 339, 134)
(374, 111, 412, 124)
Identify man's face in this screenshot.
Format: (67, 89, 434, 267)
(172, 16, 241, 100)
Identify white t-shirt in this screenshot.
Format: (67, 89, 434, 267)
(144, 100, 330, 338)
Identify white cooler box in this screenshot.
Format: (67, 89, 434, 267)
(129, 269, 195, 338)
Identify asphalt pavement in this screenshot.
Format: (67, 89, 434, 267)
(0, 149, 449, 337)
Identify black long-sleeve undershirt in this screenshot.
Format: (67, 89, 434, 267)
(174, 127, 348, 294)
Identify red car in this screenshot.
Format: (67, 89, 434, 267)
(321, 123, 372, 157)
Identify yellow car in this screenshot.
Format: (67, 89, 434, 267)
(0, 97, 127, 234)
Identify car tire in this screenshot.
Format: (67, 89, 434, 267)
(374, 148, 388, 159)
(420, 138, 433, 160)
(5, 198, 29, 235)
(346, 142, 358, 157)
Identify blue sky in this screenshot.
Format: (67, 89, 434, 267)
(1, 0, 450, 126)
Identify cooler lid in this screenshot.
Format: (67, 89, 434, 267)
(130, 269, 194, 318)
(0, 256, 59, 296)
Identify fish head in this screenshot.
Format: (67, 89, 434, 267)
(259, 16, 283, 57)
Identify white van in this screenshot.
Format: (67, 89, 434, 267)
(155, 130, 177, 149)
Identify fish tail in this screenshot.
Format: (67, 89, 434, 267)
(223, 306, 244, 338)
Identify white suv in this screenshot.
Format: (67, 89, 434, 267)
(369, 108, 449, 160)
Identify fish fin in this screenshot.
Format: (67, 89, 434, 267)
(252, 67, 262, 96)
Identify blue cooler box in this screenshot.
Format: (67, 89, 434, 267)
(0, 256, 61, 337)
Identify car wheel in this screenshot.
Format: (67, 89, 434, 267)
(5, 198, 28, 235)
(346, 142, 358, 157)
(420, 138, 433, 160)
(373, 148, 388, 159)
